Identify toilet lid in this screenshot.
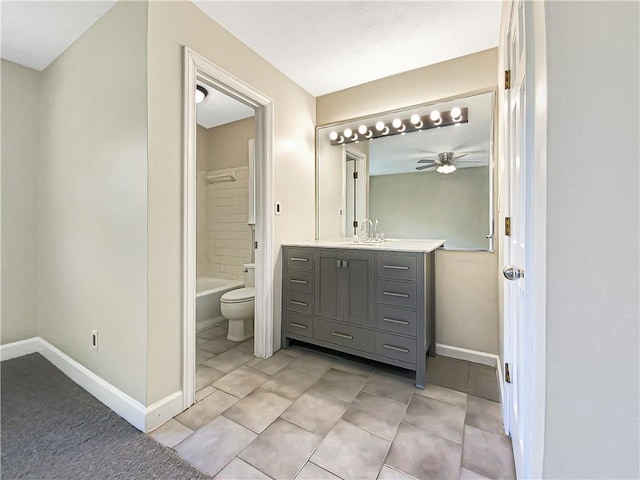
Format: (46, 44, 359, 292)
(221, 287, 255, 304)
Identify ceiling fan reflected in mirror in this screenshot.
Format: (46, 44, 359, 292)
(415, 151, 484, 175)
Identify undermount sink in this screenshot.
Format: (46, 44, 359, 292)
(333, 238, 386, 245)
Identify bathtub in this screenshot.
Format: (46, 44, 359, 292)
(196, 277, 244, 331)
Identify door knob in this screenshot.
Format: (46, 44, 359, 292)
(503, 265, 524, 280)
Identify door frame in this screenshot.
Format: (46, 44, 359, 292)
(499, 1, 548, 478)
(182, 47, 275, 408)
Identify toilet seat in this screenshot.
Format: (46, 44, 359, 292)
(221, 287, 255, 304)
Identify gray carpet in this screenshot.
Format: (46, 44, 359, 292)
(1, 353, 211, 479)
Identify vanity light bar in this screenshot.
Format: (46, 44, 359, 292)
(329, 107, 468, 146)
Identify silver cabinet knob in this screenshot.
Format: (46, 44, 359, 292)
(503, 265, 525, 280)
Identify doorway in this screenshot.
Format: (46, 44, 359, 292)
(183, 48, 275, 409)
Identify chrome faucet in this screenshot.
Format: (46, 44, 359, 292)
(359, 218, 384, 243)
(360, 219, 374, 240)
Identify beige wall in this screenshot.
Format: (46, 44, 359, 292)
(206, 116, 255, 171)
(317, 48, 499, 355)
(37, 1, 149, 403)
(146, 1, 316, 404)
(1, 60, 40, 344)
(369, 167, 490, 249)
(542, 2, 639, 477)
(317, 49, 498, 126)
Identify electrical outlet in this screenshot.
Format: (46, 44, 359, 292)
(91, 330, 99, 350)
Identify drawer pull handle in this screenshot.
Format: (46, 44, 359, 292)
(383, 317, 410, 325)
(383, 265, 409, 270)
(290, 300, 308, 306)
(384, 344, 410, 353)
(383, 292, 410, 298)
(290, 279, 308, 284)
(291, 257, 309, 262)
(331, 332, 353, 340)
(289, 322, 308, 329)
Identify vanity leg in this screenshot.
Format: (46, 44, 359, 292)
(416, 354, 426, 389)
(282, 336, 291, 350)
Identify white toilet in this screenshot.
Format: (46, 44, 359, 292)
(221, 263, 255, 342)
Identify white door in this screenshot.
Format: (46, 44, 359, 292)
(504, 0, 526, 475)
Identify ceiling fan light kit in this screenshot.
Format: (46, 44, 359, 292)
(329, 107, 468, 146)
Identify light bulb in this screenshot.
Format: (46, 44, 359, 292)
(430, 110, 440, 122)
(410, 114, 421, 125)
(444, 165, 456, 174)
(451, 107, 462, 121)
(329, 131, 338, 141)
(358, 125, 367, 135)
(392, 118, 402, 129)
(375, 121, 385, 131)
(436, 165, 445, 173)
(343, 128, 353, 138)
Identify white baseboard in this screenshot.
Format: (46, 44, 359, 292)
(0, 337, 184, 433)
(436, 343, 498, 367)
(196, 315, 225, 332)
(0, 337, 41, 361)
(145, 391, 184, 432)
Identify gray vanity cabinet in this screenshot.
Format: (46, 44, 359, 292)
(283, 245, 436, 388)
(314, 250, 375, 326)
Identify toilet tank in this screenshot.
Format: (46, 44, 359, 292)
(244, 263, 256, 288)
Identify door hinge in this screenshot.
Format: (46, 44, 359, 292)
(353, 171, 358, 179)
(505, 363, 512, 383)
(505, 216, 511, 236)
(254, 241, 258, 249)
(353, 220, 358, 228)
(504, 70, 511, 90)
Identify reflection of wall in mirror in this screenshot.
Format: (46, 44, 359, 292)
(369, 166, 489, 248)
(317, 129, 345, 238)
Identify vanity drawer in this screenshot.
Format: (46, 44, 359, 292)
(285, 312, 313, 338)
(377, 305, 417, 337)
(377, 280, 417, 309)
(376, 254, 417, 281)
(377, 332, 417, 364)
(286, 292, 314, 315)
(315, 319, 375, 353)
(286, 270, 314, 294)
(286, 248, 314, 271)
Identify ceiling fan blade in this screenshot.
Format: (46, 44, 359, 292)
(417, 159, 437, 164)
(416, 165, 437, 171)
(452, 153, 469, 161)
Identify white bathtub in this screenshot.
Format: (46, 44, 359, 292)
(196, 277, 244, 331)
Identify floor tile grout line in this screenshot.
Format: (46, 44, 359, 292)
(377, 388, 415, 479)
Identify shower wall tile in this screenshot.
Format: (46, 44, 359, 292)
(205, 166, 253, 281)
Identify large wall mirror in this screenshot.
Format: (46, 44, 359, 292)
(316, 90, 495, 250)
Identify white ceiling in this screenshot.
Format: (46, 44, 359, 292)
(1, 1, 116, 71)
(192, 1, 502, 96)
(196, 84, 255, 129)
(2, 1, 501, 98)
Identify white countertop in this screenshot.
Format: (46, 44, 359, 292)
(282, 238, 446, 253)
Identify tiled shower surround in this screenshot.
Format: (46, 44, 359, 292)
(197, 166, 253, 281)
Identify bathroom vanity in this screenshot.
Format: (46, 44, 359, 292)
(281, 239, 444, 388)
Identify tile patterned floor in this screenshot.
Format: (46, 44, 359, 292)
(150, 321, 516, 480)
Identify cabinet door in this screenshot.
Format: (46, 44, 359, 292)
(314, 250, 342, 320)
(342, 252, 375, 326)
